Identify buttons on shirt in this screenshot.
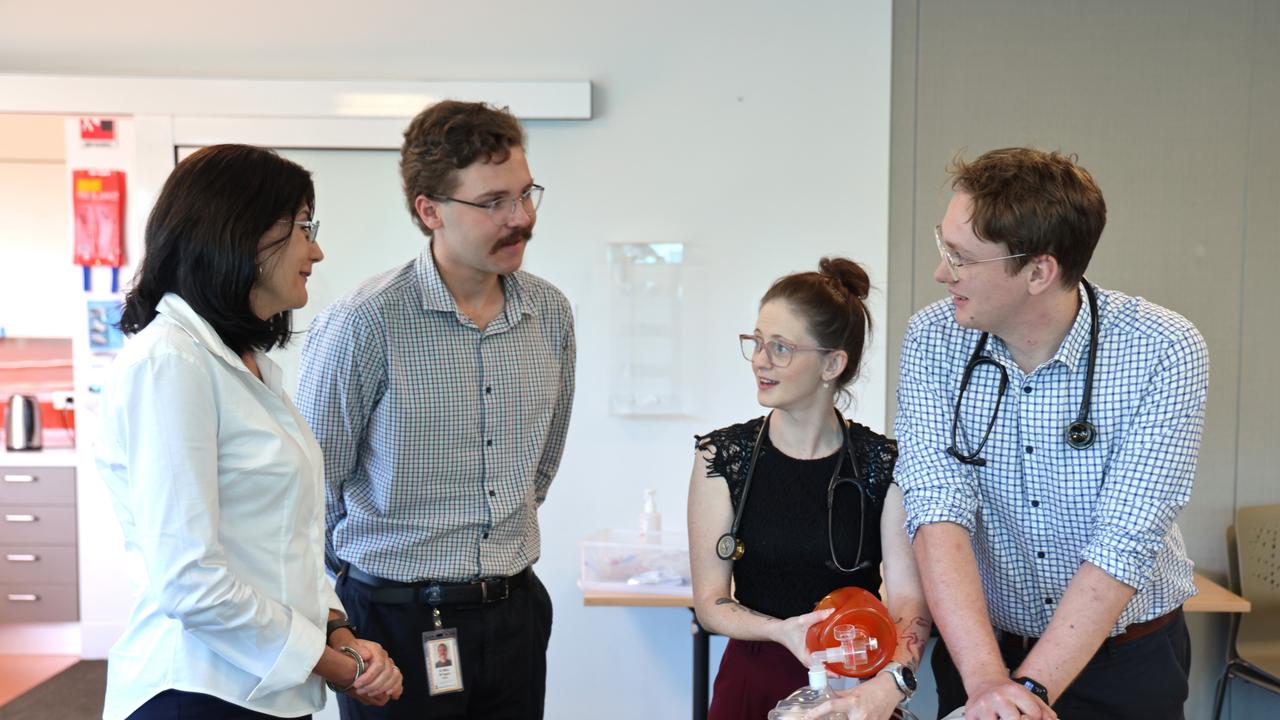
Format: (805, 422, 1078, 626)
(482, 532, 490, 539)
(1025, 445, 1034, 454)
(488, 489, 496, 497)
(1030, 500, 1040, 508)
(1023, 385, 1033, 393)
(486, 439, 493, 447)
(484, 386, 493, 395)
(1037, 551, 1046, 559)
(1044, 597, 1054, 605)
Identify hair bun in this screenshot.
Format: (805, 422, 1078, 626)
(818, 257, 871, 301)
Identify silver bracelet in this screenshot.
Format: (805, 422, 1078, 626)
(326, 645, 365, 693)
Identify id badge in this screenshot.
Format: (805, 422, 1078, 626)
(423, 628, 463, 695)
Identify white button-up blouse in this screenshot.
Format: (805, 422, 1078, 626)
(96, 293, 340, 719)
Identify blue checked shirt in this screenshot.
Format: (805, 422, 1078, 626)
(895, 283, 1208, 638)
(296, 246, 575, 583)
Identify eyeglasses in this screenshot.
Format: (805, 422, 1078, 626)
(934, 224, 1026, 282)
(278, 219, 320, 243)
(429, 184, 545, 226)
(739, 334, 836, 368)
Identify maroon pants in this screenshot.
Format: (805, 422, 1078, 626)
(708, 638, 808, 720)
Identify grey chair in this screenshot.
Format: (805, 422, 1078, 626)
(1212, 504, 1280, 719)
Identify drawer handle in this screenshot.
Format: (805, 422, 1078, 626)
(5, 554, 38, 562)
(3, 474, 36, 483)
(4, 514, 37, 523)
(6, 594, 39, 602)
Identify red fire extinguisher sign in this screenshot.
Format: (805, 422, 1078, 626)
(72, 169, 125, 268)
(72, 169, 126, 292)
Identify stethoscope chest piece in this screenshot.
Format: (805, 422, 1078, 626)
(1065, 420, 1097, 449)
(716, 533, 745, 561)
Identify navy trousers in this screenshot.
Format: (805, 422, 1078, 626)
(931, 609, 1191, 720)
(127, 689, 310, 720)
(335, 567, 553, 720)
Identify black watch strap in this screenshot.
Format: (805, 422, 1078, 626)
(1013, 676, 1050, 705)
(326, 618, 356, 642)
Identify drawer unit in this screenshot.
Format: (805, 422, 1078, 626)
(0, 545, 77, 584)
(0, 506, 77, 545)
(0, 462, 77, 624)
(0, 583, 79, 623)
(0, 467, 76, 505)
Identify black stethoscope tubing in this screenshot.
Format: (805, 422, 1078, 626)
(715, 408, 872, 573)
(946, 279, 1100, 467)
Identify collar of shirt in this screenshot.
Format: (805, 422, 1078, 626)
(415, 245, 537, 324)
(985, 282, 1093, 375)
(154, 293, 284, 394)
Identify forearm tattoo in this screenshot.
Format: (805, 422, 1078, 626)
(715, 597, 777, 622)
(895, 615, 931, 671)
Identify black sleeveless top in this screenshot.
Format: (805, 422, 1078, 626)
(695, 416, 897, 620)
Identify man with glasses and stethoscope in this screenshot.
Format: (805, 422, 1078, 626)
(894, 148, 1208, 720)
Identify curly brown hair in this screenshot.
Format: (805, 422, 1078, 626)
(400, 101, 526, 237)
(950, 147, 1106, 286)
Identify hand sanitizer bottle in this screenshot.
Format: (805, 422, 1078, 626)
(639, 488, 661, 541)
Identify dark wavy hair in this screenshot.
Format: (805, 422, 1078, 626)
(400, 100, 525, 237)
(119, 144, 315, 354)
(761, 257, 873, 390)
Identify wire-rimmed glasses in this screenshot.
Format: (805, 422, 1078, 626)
(934, 224, 1026, 282)
(430, 184, 545, 226)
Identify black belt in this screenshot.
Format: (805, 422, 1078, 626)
(343, 565, 530, 606)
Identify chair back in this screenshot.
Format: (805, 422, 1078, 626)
(1235, 504, 1280, 667)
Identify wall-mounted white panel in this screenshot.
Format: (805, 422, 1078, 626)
(0, 75, 592, 121)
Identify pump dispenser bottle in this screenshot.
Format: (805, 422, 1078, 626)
(638, 488, 661, 541)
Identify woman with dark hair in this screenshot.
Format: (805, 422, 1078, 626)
(688, 258, 933, 720)
(97, 144, 402, 720)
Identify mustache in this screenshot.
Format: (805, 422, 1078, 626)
(489, 227, 533, 255)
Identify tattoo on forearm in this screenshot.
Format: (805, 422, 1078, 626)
(715, 597, 777, 622)
(894, 615, 931, 670)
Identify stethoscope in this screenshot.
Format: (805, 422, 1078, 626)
(716, 408, 874, 574)
(947, 279, 1100, 467)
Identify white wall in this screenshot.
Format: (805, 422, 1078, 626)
(0, 115, 79, 339)
(0, 2, 894, 718)
(521, 9, 892, 717)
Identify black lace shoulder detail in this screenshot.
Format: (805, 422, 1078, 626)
(844, 421, 898, 504)
(693, 416, 765, 511)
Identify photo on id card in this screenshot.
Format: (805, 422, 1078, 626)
(423, 629, 463, 695)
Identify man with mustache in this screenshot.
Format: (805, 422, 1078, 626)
(297, 100, 575, 720)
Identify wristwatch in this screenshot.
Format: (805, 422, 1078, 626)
(326, 618, 357, 643)
(1013, 676, 1050, 705)
(878, 661, 917, 699)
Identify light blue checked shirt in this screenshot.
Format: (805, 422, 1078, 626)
(296, 246, 575, 583)
(895, 283, 1208, 638)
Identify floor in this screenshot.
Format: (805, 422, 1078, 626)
(0, 655, 79, 705)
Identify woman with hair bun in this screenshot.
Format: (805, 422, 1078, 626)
(688, 258, 933, 719)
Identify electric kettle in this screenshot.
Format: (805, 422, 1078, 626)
(4, 394, 42, 451)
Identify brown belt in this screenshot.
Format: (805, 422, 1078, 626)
(999, 606, 1182, 652)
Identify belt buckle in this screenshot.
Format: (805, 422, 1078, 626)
(425, 584, 444, 606)
(481, 579, 509, 603)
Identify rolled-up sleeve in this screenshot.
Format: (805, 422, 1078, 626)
(118, 354, 324, 698)
(1081, 328, 1208, 591)
(894, 320, 980, 539)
